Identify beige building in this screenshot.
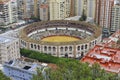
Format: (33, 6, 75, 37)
(0, 36, 20, 64)
(49, 0, 71, 20)
(76, 0, 96, 19)
(0, 0, 18, 26)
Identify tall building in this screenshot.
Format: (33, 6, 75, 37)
(0, 0, 18, 26)
(17, 0, 39, 20)
(0, 36, 20, 64)
(49, 0, 71, 20)
(95, 0, 114, 29)
(76, 0, 96, 19)
(110, 0, 120, 33)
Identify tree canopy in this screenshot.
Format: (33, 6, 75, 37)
(32, 62, 119, 80)
(79, 9, 87, 21)
(0, 70, 11, 80)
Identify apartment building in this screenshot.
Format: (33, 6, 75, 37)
(17, 0, 39, 20)
(3, 58, 48, 80)
(49, 0, 71, 20)
(95, 0, 114, 29)
(0, 0, 18, 26)
(76, 0, 96, 19)
(0, 36, 20, 64)
(110, 0, 120, 33)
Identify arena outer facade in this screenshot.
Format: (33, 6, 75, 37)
(20, 20, 102, 58)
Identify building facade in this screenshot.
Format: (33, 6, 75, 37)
(110, 0, 120, 33)
(17, 0, 39, 20)
(3, 59, 47, 80)
(76, 0, 96, 19)
(95, 0, 114, 29)
(0, 0, 18, 26)
(0, 36, 20, 64)
(49, 0, 71, 20)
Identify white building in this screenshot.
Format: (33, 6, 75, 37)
(0, 36, 20, 64)
(110, 0, 120, 33)
(3, 59, 48, 80)
(0, 0, 18, 27)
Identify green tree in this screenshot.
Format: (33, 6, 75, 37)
(0, 70, 11, 80)
(79, 9, 87, 21)
(32, 62, 119, 80)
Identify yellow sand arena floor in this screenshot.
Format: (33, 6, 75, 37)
(41, 36, 80, 42)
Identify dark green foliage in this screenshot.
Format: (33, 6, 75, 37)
(20, 48, 74, 64)
(79, 9, 87, 21)
(117, 40, 120, 44)
(33, 61, 119, 80)
(33, 62, 119, 80)
(0, 70, 11, 80)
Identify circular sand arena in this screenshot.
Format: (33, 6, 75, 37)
(41, 36, 80, 42)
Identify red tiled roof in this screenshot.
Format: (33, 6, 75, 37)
(81, 45, 120, 73)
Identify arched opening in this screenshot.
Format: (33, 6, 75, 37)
(38, 45, 40, 50)
(85, 44, 87, 49)
(48, 47, 51, 51)
(69, 46, 72, 51)
(44, 46, 47, 51)
(81, 52, 84, 57)
(77, 46, 80, 51)
(53, 47, 56, 51)
(31, 44, 33, 48)
(81, 45, 84, 50)
(34, 44, 36, 49)
(65, 47, 68, 51)
(60, 47, 63, 52)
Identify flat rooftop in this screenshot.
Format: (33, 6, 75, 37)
(4, 58, 48, 74)
(0, 36, 17, 44)
(81, 45, 120, 73)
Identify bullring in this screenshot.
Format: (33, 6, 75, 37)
(20, 20, 102, 58)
